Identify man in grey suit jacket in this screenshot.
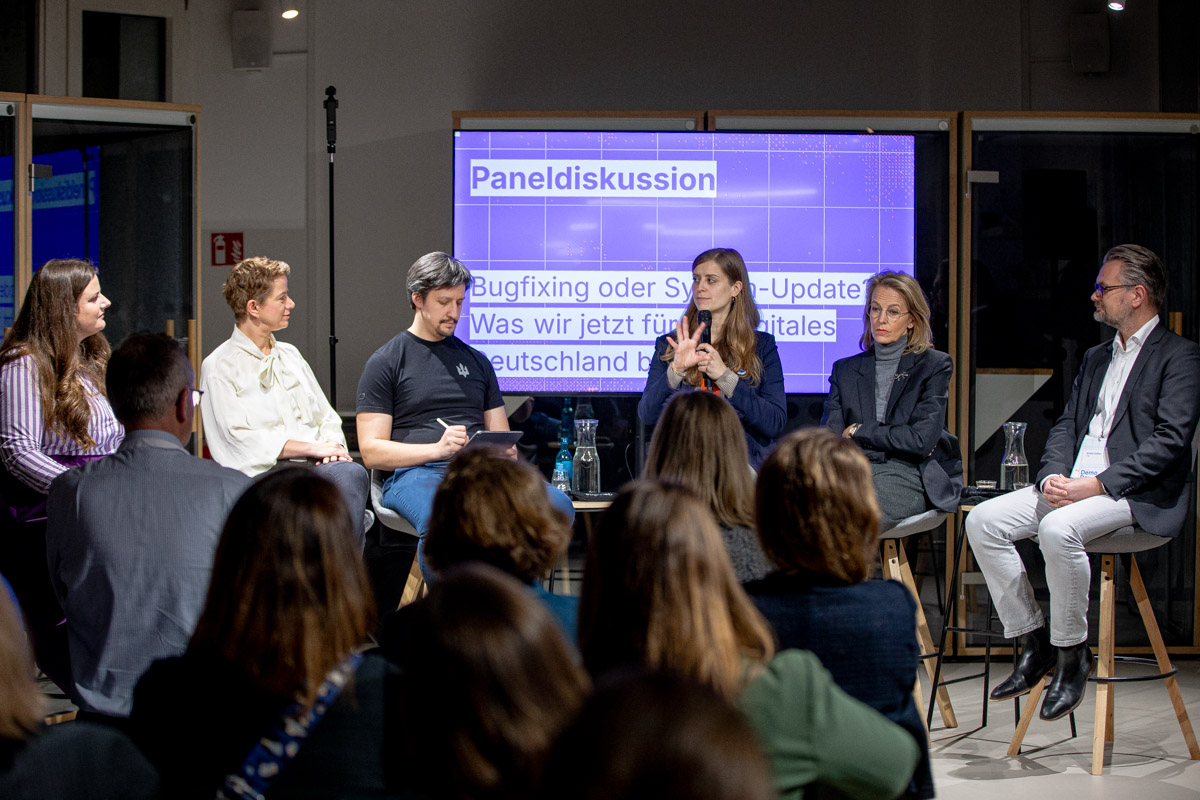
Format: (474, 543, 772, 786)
(47, 334, 251, 718)
(967, 245, 1200, 722)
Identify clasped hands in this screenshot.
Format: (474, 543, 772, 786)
(1040, 474, 1106, 508)
(309, 441, 354, 466)
(666, 315, 728, 379)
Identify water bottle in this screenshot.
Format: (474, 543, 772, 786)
(572, 418, 601, 494)
(560, 398, 575, 444)
(1000, 421, 1029, 490)
(552, 435, 573, 493)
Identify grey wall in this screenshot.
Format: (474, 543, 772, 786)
(187, 0, 1162, 409)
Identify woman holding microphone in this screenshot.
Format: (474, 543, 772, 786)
(637, 248, 786, 469)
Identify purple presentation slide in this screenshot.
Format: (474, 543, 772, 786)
(453, 130, 914, 394)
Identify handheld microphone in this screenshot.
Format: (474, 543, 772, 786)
(696, 310, 712, 390)
(324, 86, 338, 152)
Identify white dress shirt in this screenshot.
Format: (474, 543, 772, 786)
(200, 327, 346, 476)
(1088, 315, 1159, 440)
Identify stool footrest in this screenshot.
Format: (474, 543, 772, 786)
(1089, 655, 1178, 684)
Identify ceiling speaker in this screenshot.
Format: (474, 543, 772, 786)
(231, 10, 273, 71)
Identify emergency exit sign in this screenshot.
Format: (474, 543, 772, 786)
(211, 233, 244, 266)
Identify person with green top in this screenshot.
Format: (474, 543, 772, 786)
(578, 480, 919, 800)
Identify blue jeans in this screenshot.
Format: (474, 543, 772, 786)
(381, 462, 575, 580)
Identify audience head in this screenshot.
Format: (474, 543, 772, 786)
(424, 447, 571, 583)
(106, 333, 194, 438)
(0, 582, 43, 741)
(221, 256, 291, 323)
(756, 428, 881, 584)
(390, 563, 588, 799)
(542, 669, 775, 800)
(406, 251, 472, 310)
(189, 468, 374, 706)
(579, 480, 774, 700)
(859, 270, 932, 353)
(643, 391, 754, 530)
(0, 259, 112, 449)
(1102, 244, 1167, 310)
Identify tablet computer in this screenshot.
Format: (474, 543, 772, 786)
(463, 430, 524, 450)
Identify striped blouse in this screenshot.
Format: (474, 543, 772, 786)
(0, 355, 124, 494)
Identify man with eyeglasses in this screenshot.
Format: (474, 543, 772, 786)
(966, 244, 1200, 722)
(45, 333, 250, 721)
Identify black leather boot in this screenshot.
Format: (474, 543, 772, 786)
(990, 626, 1056, 701)
(1040, 642, 1094, 720)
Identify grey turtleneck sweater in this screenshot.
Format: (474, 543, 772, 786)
(874, 334, 907, 422)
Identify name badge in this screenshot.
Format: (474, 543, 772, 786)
(1070, 434, 1109, 479)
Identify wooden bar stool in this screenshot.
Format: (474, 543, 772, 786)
(370, 469, 426, 608)
(1007, 527, 1200, 774)
(880, 509, 957, 729)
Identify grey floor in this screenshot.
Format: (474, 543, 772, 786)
(928, 660, 1200, 797)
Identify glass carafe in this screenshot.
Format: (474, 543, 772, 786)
(1000, 421, 1029, 490)
(572, 418, 600, 493)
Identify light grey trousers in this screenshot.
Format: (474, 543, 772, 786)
(964, 485, 1132, 647)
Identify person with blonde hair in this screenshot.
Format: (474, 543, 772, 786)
(0, 259, 123, 690)
(423, 446, 578, 640)
(643, 390, 771, 582)
(639, 248, 786, 469)
(748, 428, 932, 799)
(0, 578, 159, 797)
(579, 480, 919, 800)
(201, 256, 371, 540)
(823, 270, 961, 528)
(130, 469, 389, 798)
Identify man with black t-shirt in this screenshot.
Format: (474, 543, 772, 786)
(356, 252, 574, 578)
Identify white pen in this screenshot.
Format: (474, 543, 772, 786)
(437, 418, 451, 428)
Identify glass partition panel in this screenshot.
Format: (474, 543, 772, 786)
(0, 108, 14, 330)
(966, 122, 1200, 647)
(30, 114, 194, 347)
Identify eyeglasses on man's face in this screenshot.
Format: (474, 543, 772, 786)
(868, 305, 909, 323)
(1093, 283, 1137, 297)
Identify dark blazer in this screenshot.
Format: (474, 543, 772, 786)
(745, 571, 932, 800)
(822, 347, 962, 513)
(638, 330, 787, 469)
(1039, 321, 1200, 538)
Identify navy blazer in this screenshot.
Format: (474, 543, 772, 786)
(638, 330, 787, 469)
(745, 571, 933, 800)
(1039, 321, 1200, 538)
(822, 347, 962, 513)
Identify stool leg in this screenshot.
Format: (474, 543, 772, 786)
(885, 538, 958, 729)
(1129, 555, 1200, 761)
(556, 550, 572, 595)
(398, 555, 426, 609)
(1092, 554, 1116, 775)
(1007, 675, 1047, 755)
(912, 677, 930, 737)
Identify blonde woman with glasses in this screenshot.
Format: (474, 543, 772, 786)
(822, 271, 961, 528)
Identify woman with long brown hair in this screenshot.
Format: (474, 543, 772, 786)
(642, 390, 771, 582)
(638, 248, 786, 469)
(0, 259, 123, 690)
(579, 480, 918, 800)
(382, 563, 589, 800)
(822, 271, 961, 528)
(130, 469, 387, 799)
